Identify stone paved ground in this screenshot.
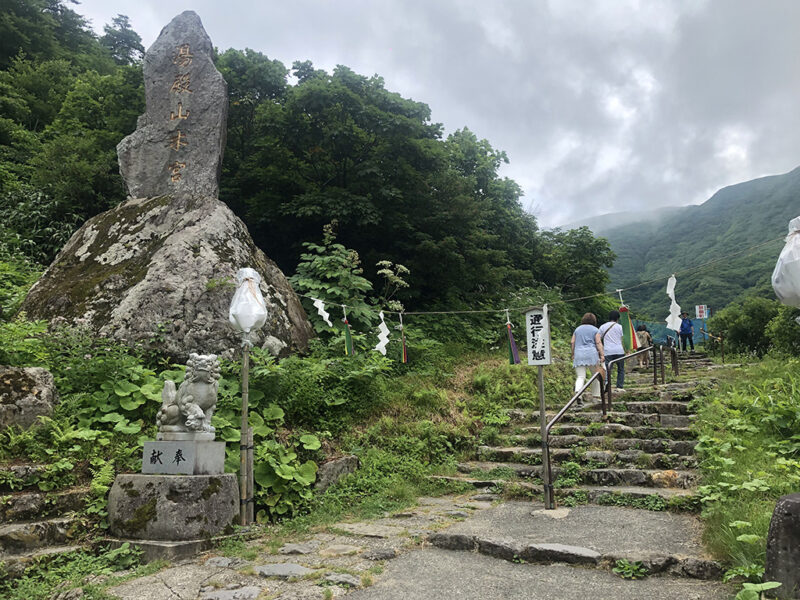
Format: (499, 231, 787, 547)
(107, 493, 734, 600)
(108, 496, 494, 600)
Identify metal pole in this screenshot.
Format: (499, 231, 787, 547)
(240, 341, 250, 526)
(246, 426, 254, 524)
(659, 347, 665, 384)
(652, 346, 658, 386)
(538, 365, 553, 509)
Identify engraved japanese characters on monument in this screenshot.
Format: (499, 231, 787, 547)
(117, 11, 227, 199)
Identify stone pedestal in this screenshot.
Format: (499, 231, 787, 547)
(108, 474, 238, 542)
(142, 440, 225, 475)
(766, 493, 800, 599)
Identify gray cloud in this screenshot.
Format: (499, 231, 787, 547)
(76, 0, 800, 227)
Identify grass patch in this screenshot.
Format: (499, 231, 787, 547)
(694, 358, 800, 574)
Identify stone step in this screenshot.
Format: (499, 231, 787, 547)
(623, 401, 690, 415)
(501, 435, 697, 455)
(470, 445, 698, 470)
(0, 515, 82, 555)
(427, 502, 722, 581)
(0, 463, 48, 493)
(438, 465, 697, 489)
(0, 486, 89, 523)
(0, 544, 85, 581)
(550, 423, 694, 439)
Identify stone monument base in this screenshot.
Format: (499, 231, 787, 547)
(103, 535, 237, 563)
(142, 440, 225, 475)
(108, 474, 238, 542)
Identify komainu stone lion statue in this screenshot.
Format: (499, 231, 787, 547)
(156, 353, 220, 433)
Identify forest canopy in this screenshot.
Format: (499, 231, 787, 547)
(0, 0, 614, 310)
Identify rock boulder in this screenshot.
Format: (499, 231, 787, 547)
(19, 195, 312, 360)
(0, 367, 58, 429)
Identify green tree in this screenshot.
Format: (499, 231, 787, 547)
(537, 227, 616, 299)
(100, 15, 144, 65)
(289, 222, 376, 333)
(708, 296, 781, 355)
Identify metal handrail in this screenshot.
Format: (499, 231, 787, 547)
(604, 346, 655, 409)
(541, 370, 606, 509)
(700, 329, 724, 363)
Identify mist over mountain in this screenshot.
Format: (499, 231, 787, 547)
(588, 167, 800, 320)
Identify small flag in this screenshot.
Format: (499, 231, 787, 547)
(342, 305, 354, 356)
(620, 305, 638, 353)
(505, 310, 520, 364)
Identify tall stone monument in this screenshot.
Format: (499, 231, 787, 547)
(84, 11, 305, 559)
(117, 11, 226, 200)
(20, 11, 313, 361)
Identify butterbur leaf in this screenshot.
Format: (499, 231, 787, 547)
(114, 420, 142, 434)
(736, 534, 761, 544)
(728, 521, 752, 529)
(221, 427, 240, 442)
(99, 412, 125, 423)
(274, 463, 295, 480)
(296, 460, 317, 482)
(262, 404, 285, 422)
(113, 381, 139, 396)
(254, 464, 277, 487)
(119, 396, 146, 411)
(300, 434, 321, 450)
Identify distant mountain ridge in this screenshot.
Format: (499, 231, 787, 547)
(560, 206, 683, 235)
(590, 167, 800, 319)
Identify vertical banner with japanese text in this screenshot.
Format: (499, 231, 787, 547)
(525, 305, 552, 366)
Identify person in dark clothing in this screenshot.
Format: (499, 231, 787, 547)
(679, 311, 694, 352)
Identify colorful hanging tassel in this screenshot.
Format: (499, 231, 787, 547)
(619, 305, 638, 353)
(342, 305, 355, 356)
(399, 312, 408, 363)
(505, 309, 521, 365)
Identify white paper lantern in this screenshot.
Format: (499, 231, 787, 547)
(228, 268, 268, 335)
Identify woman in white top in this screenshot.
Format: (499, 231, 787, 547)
(599, 310, 625, 390)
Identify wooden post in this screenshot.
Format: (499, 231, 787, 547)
(246, 426, 254, 524)
(538, 365, 553, 509)
(239, 343, 250, 526)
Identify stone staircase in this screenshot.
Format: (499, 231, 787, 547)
(0, 463, 89, 580)
(426, 351, 735, 587)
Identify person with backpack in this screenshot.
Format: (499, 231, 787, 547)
(635, 324, 653, 368)
(599, 310, 626, 390)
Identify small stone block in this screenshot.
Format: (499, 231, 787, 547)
(319, 544, 361, 557)
(521, 543, 601, 565)
(142, 441, 225, 475)
(477, 538, 523, 561)
(254, 563, 314, 579)
(279, 543, 314, 555)
(200, 586, 263, 600)
(324, 573, 361, 587)
(337, 523, 400, 538)
(364, 548, 397, 561)
(428, 533, 477, 551)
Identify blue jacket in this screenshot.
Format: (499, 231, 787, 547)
(679, 317, 693, 334)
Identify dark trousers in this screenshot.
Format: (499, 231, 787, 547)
(605, 354, 625, 389)
(680, 333, 694, 351)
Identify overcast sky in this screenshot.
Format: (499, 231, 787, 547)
(74, 0, 800, 228)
